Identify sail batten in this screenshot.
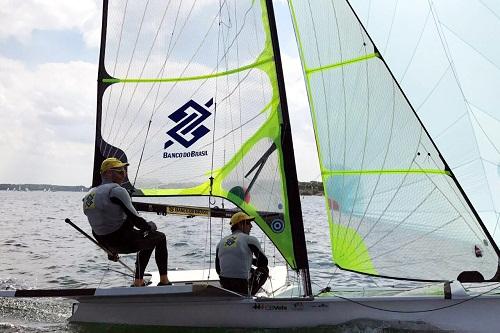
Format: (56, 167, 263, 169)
(323, 169, 450, 176)
(306, 53, 379, 74)
(102, 57, 275, 83)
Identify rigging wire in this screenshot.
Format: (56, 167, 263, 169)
(97, 261, 111, 288)
(439, 21, 500, 71)
(116, 0, 175, 148)
(428, 0, 499, 236)
(399, 9, 431, 83)
(105, 268, 134, 278)
(132, 120, 152, 187)
(319, 263, 500, 314)
(479, 0, 500, 20)
(382, 0, 399, 55)
(108, 0, 151, 148)
(204, 0, 226, 279)
(114, 0, 175, 148)
(118, 0, 193, 155)
(330, 282, 500, 314)
(131, 0, 176, 186)
(102, 0, 129, 138)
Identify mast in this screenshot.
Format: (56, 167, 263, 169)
(344, 0, 500, 262)
(92, 0, 112, 187)
(265, 0, 312, 296)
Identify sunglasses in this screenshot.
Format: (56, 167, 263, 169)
(110, 168, 126, 174)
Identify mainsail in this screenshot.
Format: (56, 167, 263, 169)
(289, 0, 500, 281)
(92, 0, 308, 277)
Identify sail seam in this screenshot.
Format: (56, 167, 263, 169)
(305, 53, 379, 75)
(102, 57, 274, 83)
(322, 169, 450, 175)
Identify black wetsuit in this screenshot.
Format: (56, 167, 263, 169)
(83, 181, 168, 279)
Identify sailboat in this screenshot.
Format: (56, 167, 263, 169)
(2, 0, 500, 331)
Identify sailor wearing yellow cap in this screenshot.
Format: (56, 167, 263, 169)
(83, 157, 170, 287)
(215, 212, 269, 295)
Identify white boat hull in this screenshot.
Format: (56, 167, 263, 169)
(69, 284, 500, 332)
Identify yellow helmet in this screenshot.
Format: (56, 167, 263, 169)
(100, 157, 129, 174)
(229, 212, 255, 226)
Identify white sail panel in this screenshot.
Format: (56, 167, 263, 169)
(289, 0, 499, 281)
(349, 0, 500, 246)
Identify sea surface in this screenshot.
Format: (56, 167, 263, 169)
(0, 191, 427, 332)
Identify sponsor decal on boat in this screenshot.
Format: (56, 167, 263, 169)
(253, 303, 288, 311)
(166, 205, 210, 216)
(252, 302, 308, 311)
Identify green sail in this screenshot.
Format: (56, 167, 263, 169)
(289, 0, 499, 281)
(94, 0, 299, 268)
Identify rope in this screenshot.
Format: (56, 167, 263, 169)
(321, 282, 500, 314)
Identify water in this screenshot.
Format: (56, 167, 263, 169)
(0, 191, 423, 332)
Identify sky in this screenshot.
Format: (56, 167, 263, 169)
(0, 0, 320, 186)
(0, 0, 498, 201)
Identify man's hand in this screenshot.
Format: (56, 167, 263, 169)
(147, 221, 157, 231)
(107, 253, 119, 262)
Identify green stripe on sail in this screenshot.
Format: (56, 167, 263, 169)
(103, 57, 274, 84)
(323, 169, 451, 176)
(306, 53, 379, 75)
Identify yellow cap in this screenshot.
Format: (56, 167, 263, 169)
(230, 212, 255, 226)
(100, 157, 129, 174)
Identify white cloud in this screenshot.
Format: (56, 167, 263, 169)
(0, 0, 101, 47)
(0, 56, 96, 185)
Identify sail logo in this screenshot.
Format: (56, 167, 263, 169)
(163, 98, 213, 158)
(270, 219, 285, 233)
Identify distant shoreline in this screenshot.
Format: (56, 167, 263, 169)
(0, 184, 88, 192)
(0, 181, 324, 196)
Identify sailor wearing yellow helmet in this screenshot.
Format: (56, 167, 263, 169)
(83, 157, 170, 287)
(215, 212, 269, 295)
